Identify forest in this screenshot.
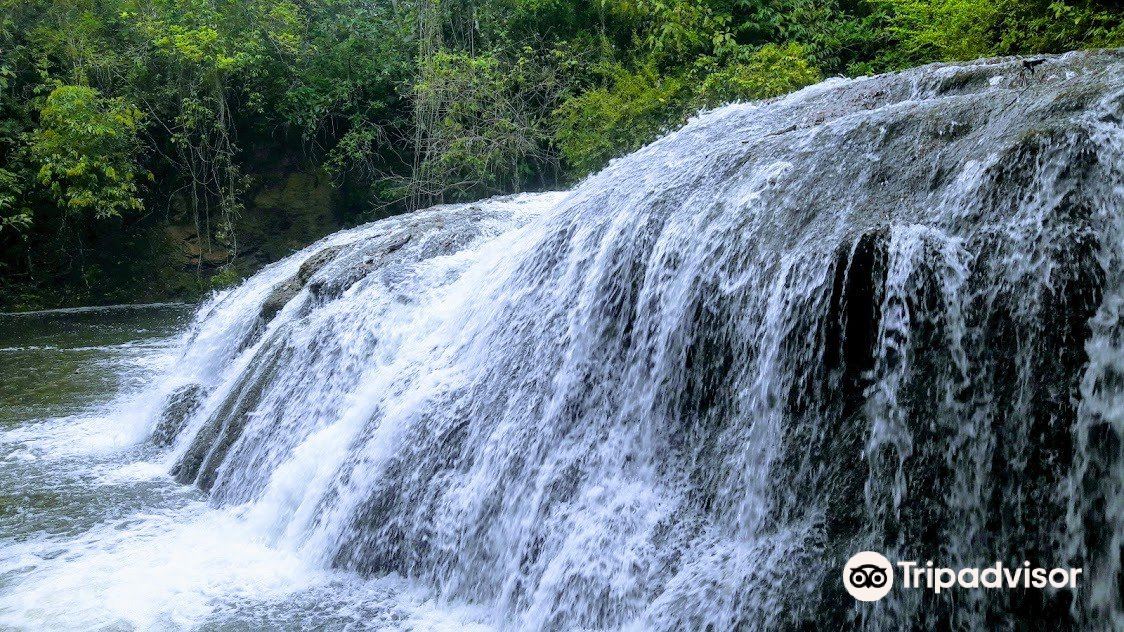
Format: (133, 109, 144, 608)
(1, 0, 1121, 308)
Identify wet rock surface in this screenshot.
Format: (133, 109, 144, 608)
(151, 384, 204, 447)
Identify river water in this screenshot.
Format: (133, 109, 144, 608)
(0, 305, 489, 630)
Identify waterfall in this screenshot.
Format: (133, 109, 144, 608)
(143, 50, 1124, 629)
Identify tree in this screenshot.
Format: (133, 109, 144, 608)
(29, 85, 145, 220)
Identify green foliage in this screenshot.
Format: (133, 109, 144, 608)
(419, 53, 528, 198)
(411, 49, 565, 201)
(130, 0, 288, 75)
(555, 42, 820, 176)
(29, 85, 145, 219)
(696, 43, 821, 107)
(0, 167, 31, 232)
(632, 0, 737, 66)
(555, 64, 690, 176)
(994, 1, 1124, 53)
(876, 0, 1000, 64)
(868, 0, 1124, 70)
(208, 265, 242, 289)
(0, 0, 1121, 307)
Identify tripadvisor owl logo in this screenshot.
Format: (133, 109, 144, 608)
(842, 551, 1083, 602)
(843, 551, 894, 601)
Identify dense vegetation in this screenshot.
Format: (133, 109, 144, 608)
(1, 0, 1121, 308)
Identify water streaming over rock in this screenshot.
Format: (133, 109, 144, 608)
(145, 50, 1123, 629)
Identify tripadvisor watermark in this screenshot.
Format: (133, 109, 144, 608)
(842, 551, 1082, 602)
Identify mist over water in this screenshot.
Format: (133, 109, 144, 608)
(3, 50, 1124, 630)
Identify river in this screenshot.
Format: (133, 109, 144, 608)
(0, 305, 489, 630)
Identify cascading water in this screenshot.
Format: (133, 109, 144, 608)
(11, 50, 1124, 630)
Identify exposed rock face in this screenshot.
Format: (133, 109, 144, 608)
(170, 200, 505, 488)
(151, 384, 205, 447)
(258, 245, 346, 322)
(152, 51, 1124, 630)
(255, 208, 488, 325)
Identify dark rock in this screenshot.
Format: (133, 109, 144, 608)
(258, 244, 347, 322)
(259, 277, 302, 323)
(151, 384, 205, 447)
(297, 244, 347, 286)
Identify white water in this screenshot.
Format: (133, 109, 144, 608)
(2, 51, 1124, 630)
(0, 307, 494, 630)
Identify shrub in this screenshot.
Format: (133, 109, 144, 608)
(554, 63, 690, 177)
(696, 43, 821, 108)
(29, 85, 146, 220)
